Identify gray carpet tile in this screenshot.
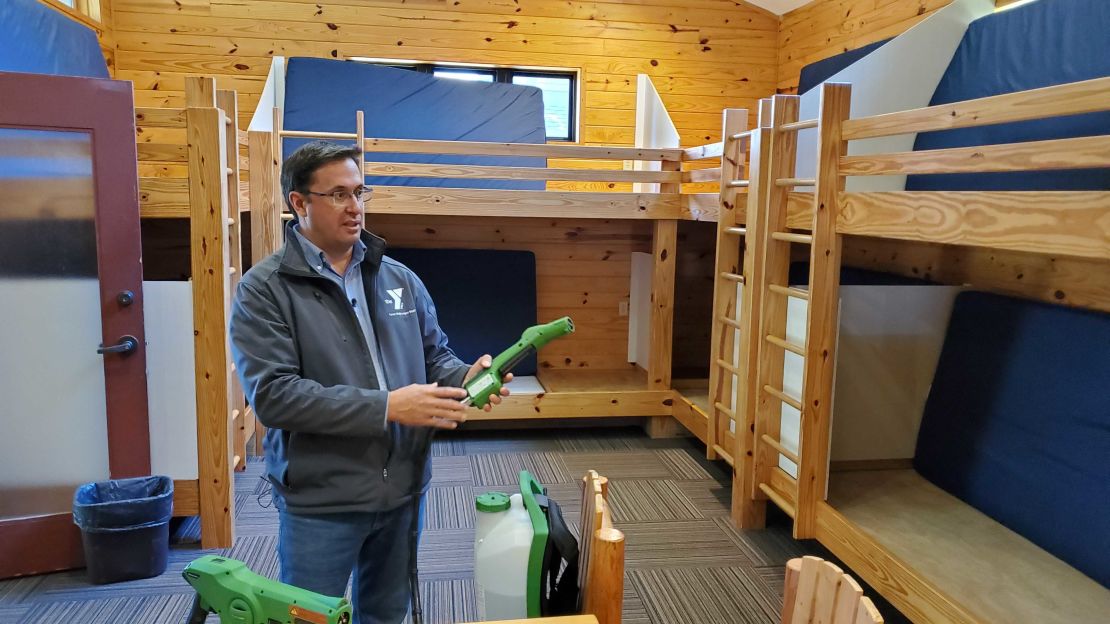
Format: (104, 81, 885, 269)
(655, 447, 719, 481)
(415, 529, 475, 582)
(463, 433, 565, 455)
(712, 516, 809, 569)
(560, 450, 674, 480)
(673, 479, 734, 519)
(0, 575, 43, 605)
(628, 567, 781, 624)
(556, 428, 656, 452)
(425, 485, 478, 531)
(469, 451, 571, 488)
(620, 579, 651, 624)
(0, 428, 911, 624)
(606, 479, 703, 523)
(430, 456, 474, 486)
(18, 592, 197, 624)
(404, 579, 477, 624)
(619, 520, 753, 569)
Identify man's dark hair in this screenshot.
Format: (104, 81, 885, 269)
(280, 140, 362, 209)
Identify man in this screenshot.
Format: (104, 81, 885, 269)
(229, 141, 510, 624)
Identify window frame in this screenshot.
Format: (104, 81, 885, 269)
(349, 57, 580, 143)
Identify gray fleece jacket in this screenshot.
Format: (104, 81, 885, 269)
(229, 224, 469, 514)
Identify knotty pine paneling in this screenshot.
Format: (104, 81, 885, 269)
(110, 0, 779, 148)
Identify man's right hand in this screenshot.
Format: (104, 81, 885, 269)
(386, 383, 468, 429)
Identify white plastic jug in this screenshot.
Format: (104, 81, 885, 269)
(474, 491, 533, 620)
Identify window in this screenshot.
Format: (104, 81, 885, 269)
(351, 58, 578, 142)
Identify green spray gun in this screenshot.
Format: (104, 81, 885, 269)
(182, 555, 352, 624)
(461, 316, 575, 409)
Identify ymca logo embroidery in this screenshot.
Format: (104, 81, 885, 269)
(385, 288, 405, 311)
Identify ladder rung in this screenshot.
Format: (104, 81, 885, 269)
(725, 226, 747, 236)
(769, 284, 810, 300)
(761, 434, 800, 465)
(771, 232, 814, 245)
(779, 118, 818, 132)
(720, 271, 745, 284)
(230, 408, 241, 423)
(713, 402, 736, 419)
(765, 334, 806, 356)
(233, 454, 242, 467)
(763, 384, 802, 411)
(228, 267, 238, 276)
(225, 167, 234, 175)
(227, 217, 236, 226)
(716, 358, 742, 377)
(759, 483, 796, 518)
(718, 316, 742, 330)
(712, 444, 735, 465)
(728, 130, 752, 142)
(726, 180, 749, 188)
(775, 178, 815, 187)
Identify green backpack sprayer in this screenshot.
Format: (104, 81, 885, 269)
(408, 316, 576, 624)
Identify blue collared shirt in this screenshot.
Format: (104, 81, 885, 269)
(292, 226, 390, 415)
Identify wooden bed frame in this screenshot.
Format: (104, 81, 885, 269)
(247, 109, 737, 435)
(135, 76, 252, 549)
(676, 77, 1110, 622)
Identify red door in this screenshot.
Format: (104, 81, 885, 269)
(0, 71, 150, 578)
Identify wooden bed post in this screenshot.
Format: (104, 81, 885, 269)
(644, 156, 681, 438)
(706, 108, 749, 463)
(794, 83, 851, 539)
(216, 88, 249, 473)
(186, 76, 235, 549)
(245, 109, 285, 456)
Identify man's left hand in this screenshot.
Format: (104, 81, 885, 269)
(463, 354, 512, 412)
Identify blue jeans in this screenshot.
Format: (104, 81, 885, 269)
(277, 498, 424, 624)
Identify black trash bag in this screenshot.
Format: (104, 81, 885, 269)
(72, 475, 174, 584)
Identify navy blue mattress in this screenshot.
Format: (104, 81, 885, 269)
(907, 0, 1110, 191)
(1, 0, 108, 78)
(914, 292, 1110, 587)
(283, 58, 547, 190)
(386, 248, 538, 377)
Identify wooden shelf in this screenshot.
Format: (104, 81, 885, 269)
(467, 368, 670, 421)
(822, 470, 1110, 624)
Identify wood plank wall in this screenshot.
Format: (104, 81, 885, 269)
(110, 0, 780, 158)
(369, 214, 653, 371)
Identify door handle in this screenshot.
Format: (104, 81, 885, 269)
(97, 335, 138, 355)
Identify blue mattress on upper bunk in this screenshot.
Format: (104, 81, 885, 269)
(914, 292, 1110, 588)
(282, 58, 547, 190)
(906, 0, 1110, 192)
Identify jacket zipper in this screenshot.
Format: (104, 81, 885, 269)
(312, 273, 393, 481)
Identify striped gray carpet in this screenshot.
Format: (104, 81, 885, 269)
(0, 427, 910, 623)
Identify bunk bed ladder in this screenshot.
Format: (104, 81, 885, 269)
(216, 89, 250, 473)
(748, 84, 851, 539)
(706, 108, 749, 466)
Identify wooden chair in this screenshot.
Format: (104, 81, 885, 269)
(782, 556, 884, 624)
(579, 471, 625, 624)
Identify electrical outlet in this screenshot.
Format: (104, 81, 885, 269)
(618, 300, 629, 317)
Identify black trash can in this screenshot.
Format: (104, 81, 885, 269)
(72, 475, 174, 584)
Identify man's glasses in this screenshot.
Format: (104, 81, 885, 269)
(305, 187, 373, 207)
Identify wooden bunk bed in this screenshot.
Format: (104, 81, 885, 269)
(701, 78, 1110, 623)
(247, 109, 739, 434)
(135, 76, 250, 548)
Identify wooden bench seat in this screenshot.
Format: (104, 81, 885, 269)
(826, 469, 1110, 624)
